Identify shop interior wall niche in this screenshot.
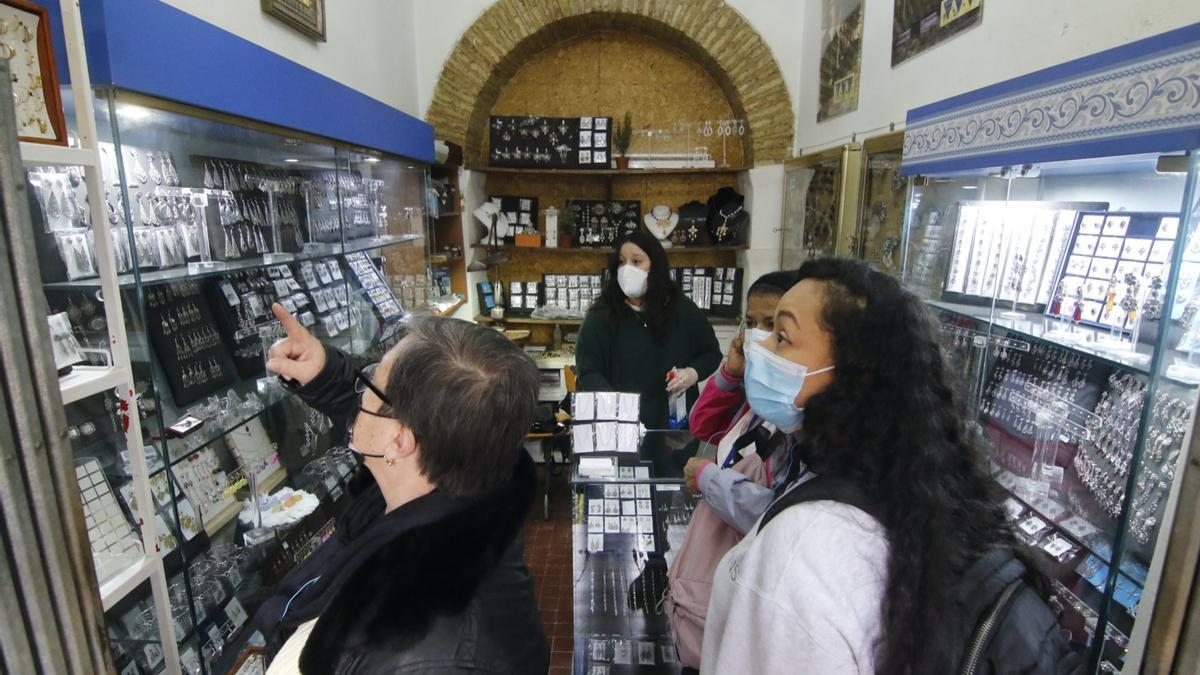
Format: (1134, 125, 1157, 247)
(892, 0, 984, 67)
(481, 30, 742, 341)
(818, 0, 864, 122)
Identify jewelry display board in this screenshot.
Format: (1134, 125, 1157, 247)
(567, 199, 640, 248)
(672, 266, 743, 318)
(940, 201, 1105, 312)
(1, 0, 67, 144)
(488, 115, 612, 169)
(1045, 211, 1180, 333)
(345, 251, 404, 321)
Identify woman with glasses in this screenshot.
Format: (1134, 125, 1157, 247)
(256, 305, 549, 674)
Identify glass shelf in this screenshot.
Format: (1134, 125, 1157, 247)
(43, 233, 423, 290)
(929, 300, 1165, 377)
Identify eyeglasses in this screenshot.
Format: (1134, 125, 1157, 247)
(355, 362, 392, 419)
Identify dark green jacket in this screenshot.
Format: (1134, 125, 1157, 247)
(576, 294, 722, 429)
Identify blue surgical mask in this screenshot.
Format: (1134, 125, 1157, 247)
(744, 341, 834, 432)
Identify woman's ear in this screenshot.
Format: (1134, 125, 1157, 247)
(387, 425, 419, 461)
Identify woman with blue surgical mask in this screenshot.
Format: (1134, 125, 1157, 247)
(576, 231, 722, 430)
(701, 259, 1042, 675)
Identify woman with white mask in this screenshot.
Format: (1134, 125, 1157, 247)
(683, 270, 801, 532)
(575, 230, 721, 430)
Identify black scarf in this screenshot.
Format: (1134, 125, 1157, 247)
(257, 452, 536, 667)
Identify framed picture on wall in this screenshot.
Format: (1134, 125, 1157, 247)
(261, 0, 327, 42)
(1, 0, 68, 145)
(892, 0, 983, 67)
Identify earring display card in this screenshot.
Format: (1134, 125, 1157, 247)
(1045, 211, 1181, 332)
(225, 415, 283, 487)
(118, 479, 182, 556)
(571, 422, 641, 454)
(567, 200, 641, 248)
(174, 447, 238, 531)
(76, 458, 143, 584)
(345, 252, 404, 321)
(47, 311, 86, 370)
(542, 273, 602, 313)
(505, 280, 541, 316)
(488, 115, 613, 169)
(940, 201, 1106, 312)
(204, 269, 283, 379)
(488, 195, 539, 243)
(145, 280, 238, 407)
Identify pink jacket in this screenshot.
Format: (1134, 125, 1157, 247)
(689, 362, 749, 445)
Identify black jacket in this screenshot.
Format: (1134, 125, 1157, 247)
(255, 347, 549, 674)
(954, 547, 1084, 675)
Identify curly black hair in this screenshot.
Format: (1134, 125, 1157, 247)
(791, 258, 1015, 675)
(594, 230, 678, 337)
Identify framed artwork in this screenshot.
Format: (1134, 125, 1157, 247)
(892, 0, 983, 67)
(1, 0, 68, 145)
(818, 0, 864, 121)
(261, 0, 327, 42)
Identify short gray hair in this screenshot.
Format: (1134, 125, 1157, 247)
(382, 317, 539, 496)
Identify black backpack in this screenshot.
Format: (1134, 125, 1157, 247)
(757, 477, 1085, 675)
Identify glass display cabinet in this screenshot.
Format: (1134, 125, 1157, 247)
(19, 2, 436, 671)
(780, 143, 862, 269)
(29, 90, 430, 674)
(856, 132, 906, 275)
(567, 391, 703, 674)
(899, 23, 1200, 674)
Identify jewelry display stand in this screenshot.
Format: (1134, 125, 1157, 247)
(13, 3, 434, 673)
(899, 30, 1200, 670)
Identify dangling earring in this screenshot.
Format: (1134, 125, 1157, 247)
(385, 458, 395, 466)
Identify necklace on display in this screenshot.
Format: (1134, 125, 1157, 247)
(715, 204, 743, 239)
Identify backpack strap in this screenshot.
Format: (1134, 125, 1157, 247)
(757, 476, 883, 534)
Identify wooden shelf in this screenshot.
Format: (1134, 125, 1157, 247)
(435, 298, 467, 317)
(435, 211, 462, 218)
(431, 255, 464, 266)
(465, 166, 746, 176)
(470, 244, 746, 254)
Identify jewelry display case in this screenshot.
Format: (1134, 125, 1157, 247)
(899, 23, 1200, 673)
(855, 133, 907, 275)
(18, 2, 435, 670)
(567, 391, 701, 674)
(43, 93, 427, 675)
(780, 143, 862, 269)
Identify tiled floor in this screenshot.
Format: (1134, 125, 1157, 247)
(524, 464, 575, 675)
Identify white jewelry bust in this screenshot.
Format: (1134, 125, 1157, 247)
(643, 204, 679, 248)
(473, 201, 510, 244)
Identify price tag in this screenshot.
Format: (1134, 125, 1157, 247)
(219, 281, 241, 306)
(1019, 515, 1047, 536)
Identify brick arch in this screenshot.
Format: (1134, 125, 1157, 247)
(426, 1, 794, 166)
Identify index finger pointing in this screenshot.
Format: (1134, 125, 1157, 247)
(271, 303, 310, 342)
